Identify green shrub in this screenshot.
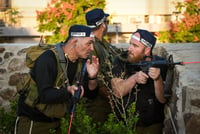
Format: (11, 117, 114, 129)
(0, 98, 138, 134)
(0, 99, 17, 134)
(60, 98, 138, 134)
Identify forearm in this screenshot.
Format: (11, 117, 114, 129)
(154, 75, 166, 103)
(88, 79, 98, 90)
(111, 74, 137, 98)
(39, 87, 71, 104)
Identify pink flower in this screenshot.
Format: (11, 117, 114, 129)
(185, 0, 193, 3)
(194, 36, 199, 42)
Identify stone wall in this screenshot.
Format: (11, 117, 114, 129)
(0, 43, 35, 109)
(154, 43, 200, 134)
(0, 43, 200, 134)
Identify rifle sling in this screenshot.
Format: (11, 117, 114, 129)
(56, 43, 69, 88)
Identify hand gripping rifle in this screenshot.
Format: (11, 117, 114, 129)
(68, 59, 87, 134)
(127, 55, 200, 134)
(126, 55, 182, 134)
(127, 55, 183, 99)
(71, 60, 87, 113)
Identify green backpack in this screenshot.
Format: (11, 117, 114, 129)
(16, 42, 82, 118)
(17, 44, 56, 93)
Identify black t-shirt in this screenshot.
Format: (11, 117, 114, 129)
(112, 52, 168, 126)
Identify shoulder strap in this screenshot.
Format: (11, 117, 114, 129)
(108, 44, 121, 56)
(55, 42, 69, 88)
(54, 42, 84, 88)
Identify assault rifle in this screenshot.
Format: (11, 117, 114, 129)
(127, 55, 183, 74)
(68, 59, 87, 134)
(70, 59, 87, 114)
(127, 55, 183, 99)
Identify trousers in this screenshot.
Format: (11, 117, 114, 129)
(15, 116, 61, 134)
(136, 123, 163, 134)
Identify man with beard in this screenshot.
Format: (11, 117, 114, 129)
(111, 29, 168, 134)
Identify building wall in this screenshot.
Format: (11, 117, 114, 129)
(0, 0, 183, 43)
(105, 0, 184, 43)
(0, 0, 51, 43)
(11, 0, 49, 27)
(105, 0, 182, 23)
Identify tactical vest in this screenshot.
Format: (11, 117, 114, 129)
(92, 38, 121, 65)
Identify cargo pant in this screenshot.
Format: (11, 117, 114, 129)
(136, 123, 163, 134)
(85, 94, 112, 123)
(14, 116, 61, 134)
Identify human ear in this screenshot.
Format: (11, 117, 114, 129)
(100, 23, 106, 28)
(145, 47, 151, 55)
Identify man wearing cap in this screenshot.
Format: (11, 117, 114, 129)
(15, 25, 99, 134)
(85, 8, 121, 123)
(111, 29, 168, 134)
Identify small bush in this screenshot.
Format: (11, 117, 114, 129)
(0, 98, 138, 134)
(60, 98, 138, 134)
(0, 99, 17, 134)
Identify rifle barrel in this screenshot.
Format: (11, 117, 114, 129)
(171, 62, 183, 65)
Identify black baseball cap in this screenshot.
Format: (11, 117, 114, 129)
(131, 29, 156, 48)
(65, 24, 94, 42)
(86, 8, 109, 28)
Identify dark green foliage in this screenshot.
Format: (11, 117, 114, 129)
(0, 98, 17, 134)
(0, 98, 138, 134)
(60, 98, 138, 134)
(99, 102, 138, 134)
(60, 98, 97, 134)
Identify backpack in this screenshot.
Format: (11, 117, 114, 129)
(17, 44, 56, 94)
(16, 42, 83, 118)
(16, 43, 57, 95)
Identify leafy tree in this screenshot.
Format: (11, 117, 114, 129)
(5, 8, 20, 25)
(0, 8, 20, 42)
(158, 0, 200, 43)
(36, 0, 106, 44)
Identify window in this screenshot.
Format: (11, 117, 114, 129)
(0, 0, 11, 12)
(144, 15, 149, 23)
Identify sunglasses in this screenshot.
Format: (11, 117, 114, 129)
(104, 20, 109, 24)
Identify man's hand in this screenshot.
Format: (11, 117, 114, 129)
(135, 71, 149, 84)
(67, 85, 84, 98)
(148, 67, 161, 81)
(111, 78, 124, 98)
(86, 56, 99, 79)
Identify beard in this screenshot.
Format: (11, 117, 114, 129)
(127, 51, 144, 63)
